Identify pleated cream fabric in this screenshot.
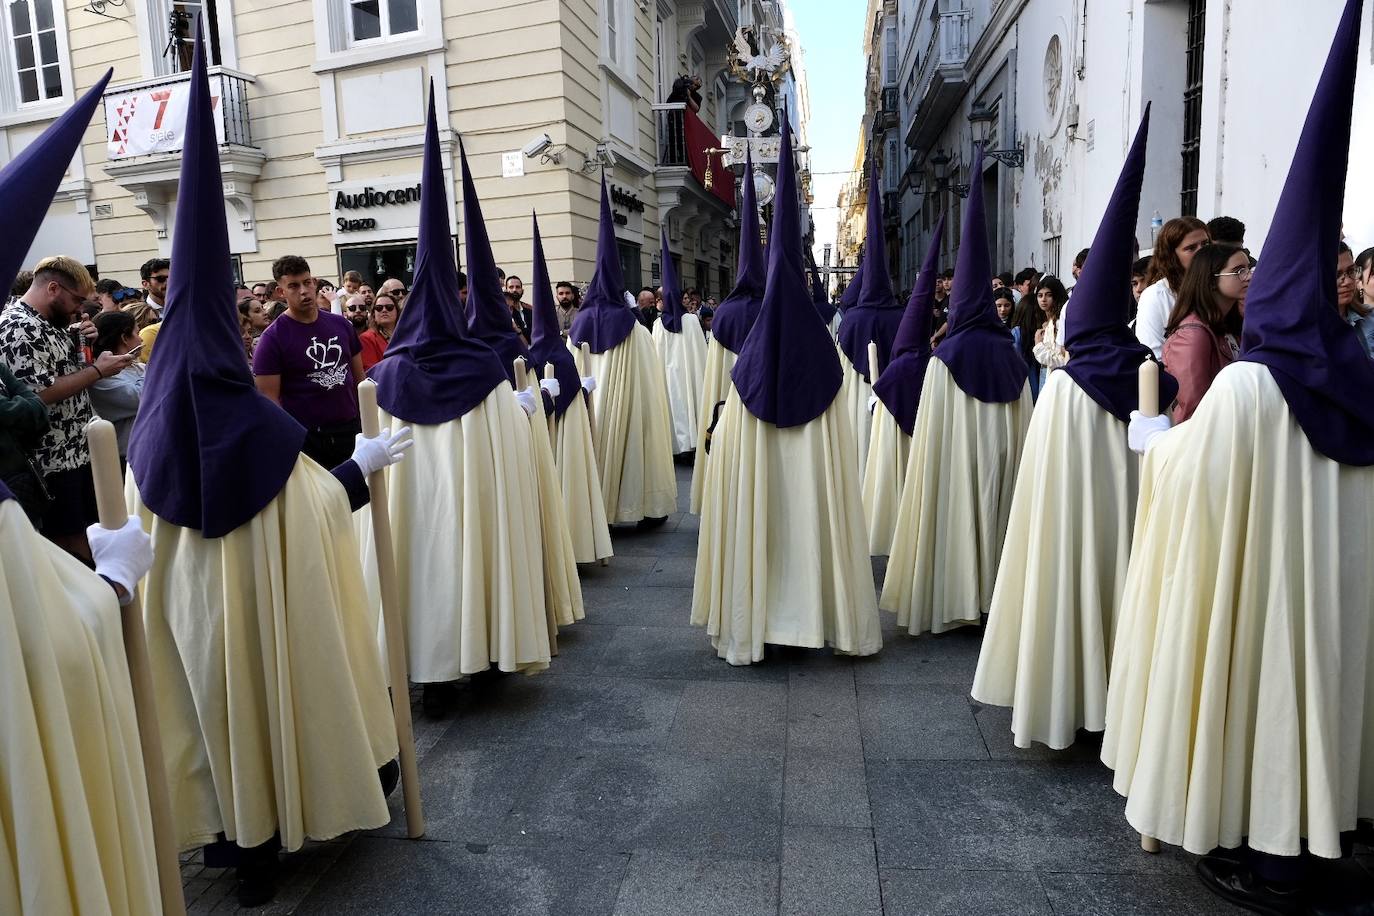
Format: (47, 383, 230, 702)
(572, 324, 678, 524)
(861, 401, 909, 556)
(129, 457, 398, 853)
(0, 501, 160, 916)
(521, 366, 584, 629)
(971, 371, 1138, 750)
(653, 313, 708, 454)
(879, 359, 1032, 635)
(692, 390, 882, 665)
(838, 349, 874, 476)
(551, 390, 613, 564)
(367, 384, 553, 682)
(689, 337, 738, 514)
(1102, 362, 1374, 859)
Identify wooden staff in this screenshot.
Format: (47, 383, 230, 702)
(86, 419, 187, 916)
(515, 358, 560, 654)
(867, 341, 881, 383)
(1136, 358, 1161, 855)
(357, 380, 425, 839)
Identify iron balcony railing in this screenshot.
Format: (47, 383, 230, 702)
(103, 67, 255, 161)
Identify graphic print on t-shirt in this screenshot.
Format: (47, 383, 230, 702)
(306, 335, 349, 390)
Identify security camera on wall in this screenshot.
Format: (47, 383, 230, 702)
(596, 144, 617, 169)
(523, 133, 554, 158)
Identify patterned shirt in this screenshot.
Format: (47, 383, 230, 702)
(0, 301, 91, 474)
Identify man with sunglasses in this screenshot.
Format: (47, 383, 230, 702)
(140, 257, 170, 317)
(0, 255, 135, 558)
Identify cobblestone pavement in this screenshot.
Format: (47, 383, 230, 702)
(184, 465, 1370, 914)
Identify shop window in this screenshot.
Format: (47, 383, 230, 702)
(617, 240, 642, 293)
(338, 241, 422, 290)
(8, 0, 61, 105)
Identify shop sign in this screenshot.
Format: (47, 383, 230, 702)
(334, 183, 422, 232)
(329, 176, 424, 242)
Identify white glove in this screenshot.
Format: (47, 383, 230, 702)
(1127, 410, 1172, 455)
(867, 394, 880, 415)
(515, 388, 538, 416)
(581, 375, 597, 394)
(352, 426, 415, 475)
(89, 517, 153, 605)
(539, 378, 561, 399)
(623, 291, 636, 309)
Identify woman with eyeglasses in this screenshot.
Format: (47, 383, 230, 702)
(1161, 243, 1248, 424)
(359, 294, 400, 371)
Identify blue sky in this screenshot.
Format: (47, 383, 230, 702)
(789, 0, 866, 266)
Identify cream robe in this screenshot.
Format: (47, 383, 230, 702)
(837, 349, 874, 476)
(971, 371, 1138, 750)
(1102, 362, 1374, 859)
(1, 500, 159, 915)
(879, 359, 1032, 636)
(653, 314, 708, 454)
(550, 389, 614, 564)
(692, 390, 882, 666)
(130, 458, 398, 853)
(367, 385, 553, 682)
(521, 366, 584, 628)
(689, 337, 738, 514)
(861, 401, 910, 556)
(572, 324, 678, 524)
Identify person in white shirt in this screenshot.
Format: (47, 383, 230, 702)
(1031, 275, 1070, 389)
(1134, 217, 1209, 357)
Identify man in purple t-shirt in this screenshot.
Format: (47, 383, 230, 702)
(253, 255, 364, 468)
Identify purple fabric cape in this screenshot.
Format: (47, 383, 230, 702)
(710, 148, 766, 353)
(934, 145, 1028, 403)
(1062, 105, 1179, 421)
(836, 158, 902, 383)
(730, 108, 842, 427)
(458, 139, 530, 385)
(657, 227, 685, 333)
(128, 28, 307, 538)
(1237, 0, 1374, 466)
(528, 213, 581, 417)
(872, 213, 945, 435)
(368, 86, 508, 425)
(569, 177, 638, 354)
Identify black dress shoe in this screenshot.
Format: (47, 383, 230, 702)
(235, 854, 279, 908)
(1196, 855, 1305, 916)
(421, 681, 458, 717)
(636, 515, 669, 530)
(378, 758, 400, 798)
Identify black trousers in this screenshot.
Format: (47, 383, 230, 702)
(302, 418, 362, 471)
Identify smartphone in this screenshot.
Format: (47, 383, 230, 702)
(125, 344, 143, 358)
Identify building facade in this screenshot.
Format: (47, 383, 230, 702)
(2, 0, 810, 298)
(868, 0, 1374, 288)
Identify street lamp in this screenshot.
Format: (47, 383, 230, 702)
(926, 149, 969, 199)
(967, 102, 1026, 169)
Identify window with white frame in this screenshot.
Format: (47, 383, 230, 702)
(349, 0, 419, 45)
(883, 23, 897, 85)
(602, 0, 633, 74)
(9, 0, 61, 105)
(885, 138, 899, 192)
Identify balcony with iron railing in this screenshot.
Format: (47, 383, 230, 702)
(904, 8, 971, 150)
(872, 86, 899, 134)
(654, 102, 735, 211)
(100, 67, 264, 239)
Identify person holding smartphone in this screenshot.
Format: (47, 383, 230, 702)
(88, 310, 146, 462)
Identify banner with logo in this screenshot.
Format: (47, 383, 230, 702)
(105, 75, 227, 160)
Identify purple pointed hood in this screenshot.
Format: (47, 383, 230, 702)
(0, 68, 111, 291)
(872, 213, 945, 435)
(368, 85, 508, 424)
(935, 145, 1028, 402)
(730, 108, 842, 427)
(657, 227, 685, 333)
(837, 159, 902, 382)
(1062, 106, 1178, 422)
(528, 213, 581, 417)
(1238, 0, 1374, 466)
(569, 176, 638, 353)
(459, 139, 529, 384)
(711, 148, 766, 353)
(810, 265, 836, 324)
(128, 26, 306, 538)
